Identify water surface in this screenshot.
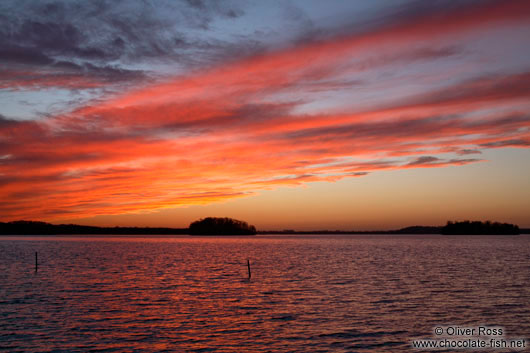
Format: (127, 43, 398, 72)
(1, 235, 529, 352)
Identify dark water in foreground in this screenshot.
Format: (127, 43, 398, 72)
(0, 235, 529, 352)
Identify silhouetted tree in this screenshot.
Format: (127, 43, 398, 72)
(189, 217, 256, 235)
(441, 220, 519, 235)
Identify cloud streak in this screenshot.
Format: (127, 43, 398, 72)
(1, 0, 529, 220)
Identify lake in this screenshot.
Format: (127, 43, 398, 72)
(1, 235, 529, 352)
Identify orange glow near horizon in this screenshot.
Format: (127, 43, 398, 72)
(1, 1, 529, 228)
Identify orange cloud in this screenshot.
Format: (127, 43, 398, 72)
(1, 0, 530, 221)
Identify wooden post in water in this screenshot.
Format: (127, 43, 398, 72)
(35, 252, 38, 272)
(247, 259, 251, 280)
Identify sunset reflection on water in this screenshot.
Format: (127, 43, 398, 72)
(1, 235, 529, 352)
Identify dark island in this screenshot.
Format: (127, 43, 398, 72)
(0, 220, 188, 235)
(1, 219, 526, 236)
(189, 217, 257, 235)
(0, 218, 257, 236)
(441, 220, 520, 235)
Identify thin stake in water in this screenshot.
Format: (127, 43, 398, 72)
(247, 259, 251, 280)
(35, 252, 38, 272)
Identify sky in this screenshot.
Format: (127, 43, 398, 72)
(1, 0, 529, 230)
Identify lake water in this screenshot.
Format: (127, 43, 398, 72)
(1, 235, 529, 352)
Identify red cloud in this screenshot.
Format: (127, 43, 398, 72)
(0, 69, 105, 90)
(1, 0, 529, 220)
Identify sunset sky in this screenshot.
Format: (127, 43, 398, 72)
(1, 0, 529, 230)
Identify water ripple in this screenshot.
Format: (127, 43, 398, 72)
(0, 235, 529, 352)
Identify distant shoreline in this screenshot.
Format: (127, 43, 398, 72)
(1, 221, 528, 235)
